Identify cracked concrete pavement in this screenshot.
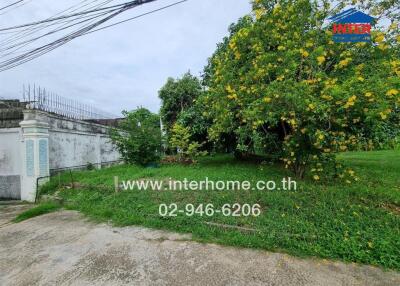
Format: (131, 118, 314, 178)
(0, 205, 399, 286)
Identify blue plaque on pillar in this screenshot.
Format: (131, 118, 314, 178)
(26, 140, 34, 177)
(39, 139, 48, 176)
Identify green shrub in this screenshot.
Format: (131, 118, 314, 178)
(169, 123, 207, 163)
(110, 108, 161, 166)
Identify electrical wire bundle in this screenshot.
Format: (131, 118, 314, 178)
(0, 0, 187, 72)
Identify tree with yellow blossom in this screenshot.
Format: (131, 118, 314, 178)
(202, 0, 399, 179)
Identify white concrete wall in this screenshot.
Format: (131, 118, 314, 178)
(0, 128, 21, 176)
(45, 113, 120, 170)
(0, 110, 121, 200)
(101, 135, 119, 163)
(49, 131, 100, 170)
(0, 128, 22, 199)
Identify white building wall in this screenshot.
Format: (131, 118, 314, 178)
(0, 128, 22, 199)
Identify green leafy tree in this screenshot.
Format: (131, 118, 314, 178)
(176, 102, 212, 150)
(110, 108, 161, 166)
(203, 0, 399, 179)
(159, 72, 203, 131)
(203, 15, 254, 87)
(202, 16, 255, 155)
(169, 123, 207, 163)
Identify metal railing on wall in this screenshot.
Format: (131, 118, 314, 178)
(23, 84, 117, 120)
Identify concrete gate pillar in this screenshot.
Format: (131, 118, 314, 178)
(19, 110, 50, 202)
(95, 134, 102, 169)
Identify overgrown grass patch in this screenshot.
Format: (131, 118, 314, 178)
(13, 202, 61, 223)
(42, 150, 400, 270)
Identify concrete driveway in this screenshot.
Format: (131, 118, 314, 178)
(0, 202, 32, 226)
(0, 206, 399, 286)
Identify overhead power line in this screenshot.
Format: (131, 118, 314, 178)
(0, 1, 144, 61)
(1, 10, 112, 56)
(0, 0, 189, 72)
(0, 0, 118, 57)
(0, 3, 140, 71)
(0, 0, 97, 35)
(0, 0, 113, 51)
(0, 0, 32, 16)
(0, 1, 132, 31)
(0, 0, 24, 12)
(85, 0, 188, 35)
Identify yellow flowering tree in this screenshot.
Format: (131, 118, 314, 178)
(202, 0, 399, 179)
(169, 123, 207, 163)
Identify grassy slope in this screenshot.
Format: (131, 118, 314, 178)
(43, 150, 400, 270)
(13, 202, 61, 223)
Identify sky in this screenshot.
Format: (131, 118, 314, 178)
(0, 0, 252, 116)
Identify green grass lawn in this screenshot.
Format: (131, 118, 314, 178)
(39, 150, 400, 270)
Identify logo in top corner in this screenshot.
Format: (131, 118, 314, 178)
(329, 8, 375, 43)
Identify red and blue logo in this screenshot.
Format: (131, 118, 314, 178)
(329, 9, 375, 43)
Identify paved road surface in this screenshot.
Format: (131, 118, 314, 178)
(0, 203, 32, 226)
(0, 206, 399, 286)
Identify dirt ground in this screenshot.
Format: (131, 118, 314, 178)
(0, 205, 399, 286)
